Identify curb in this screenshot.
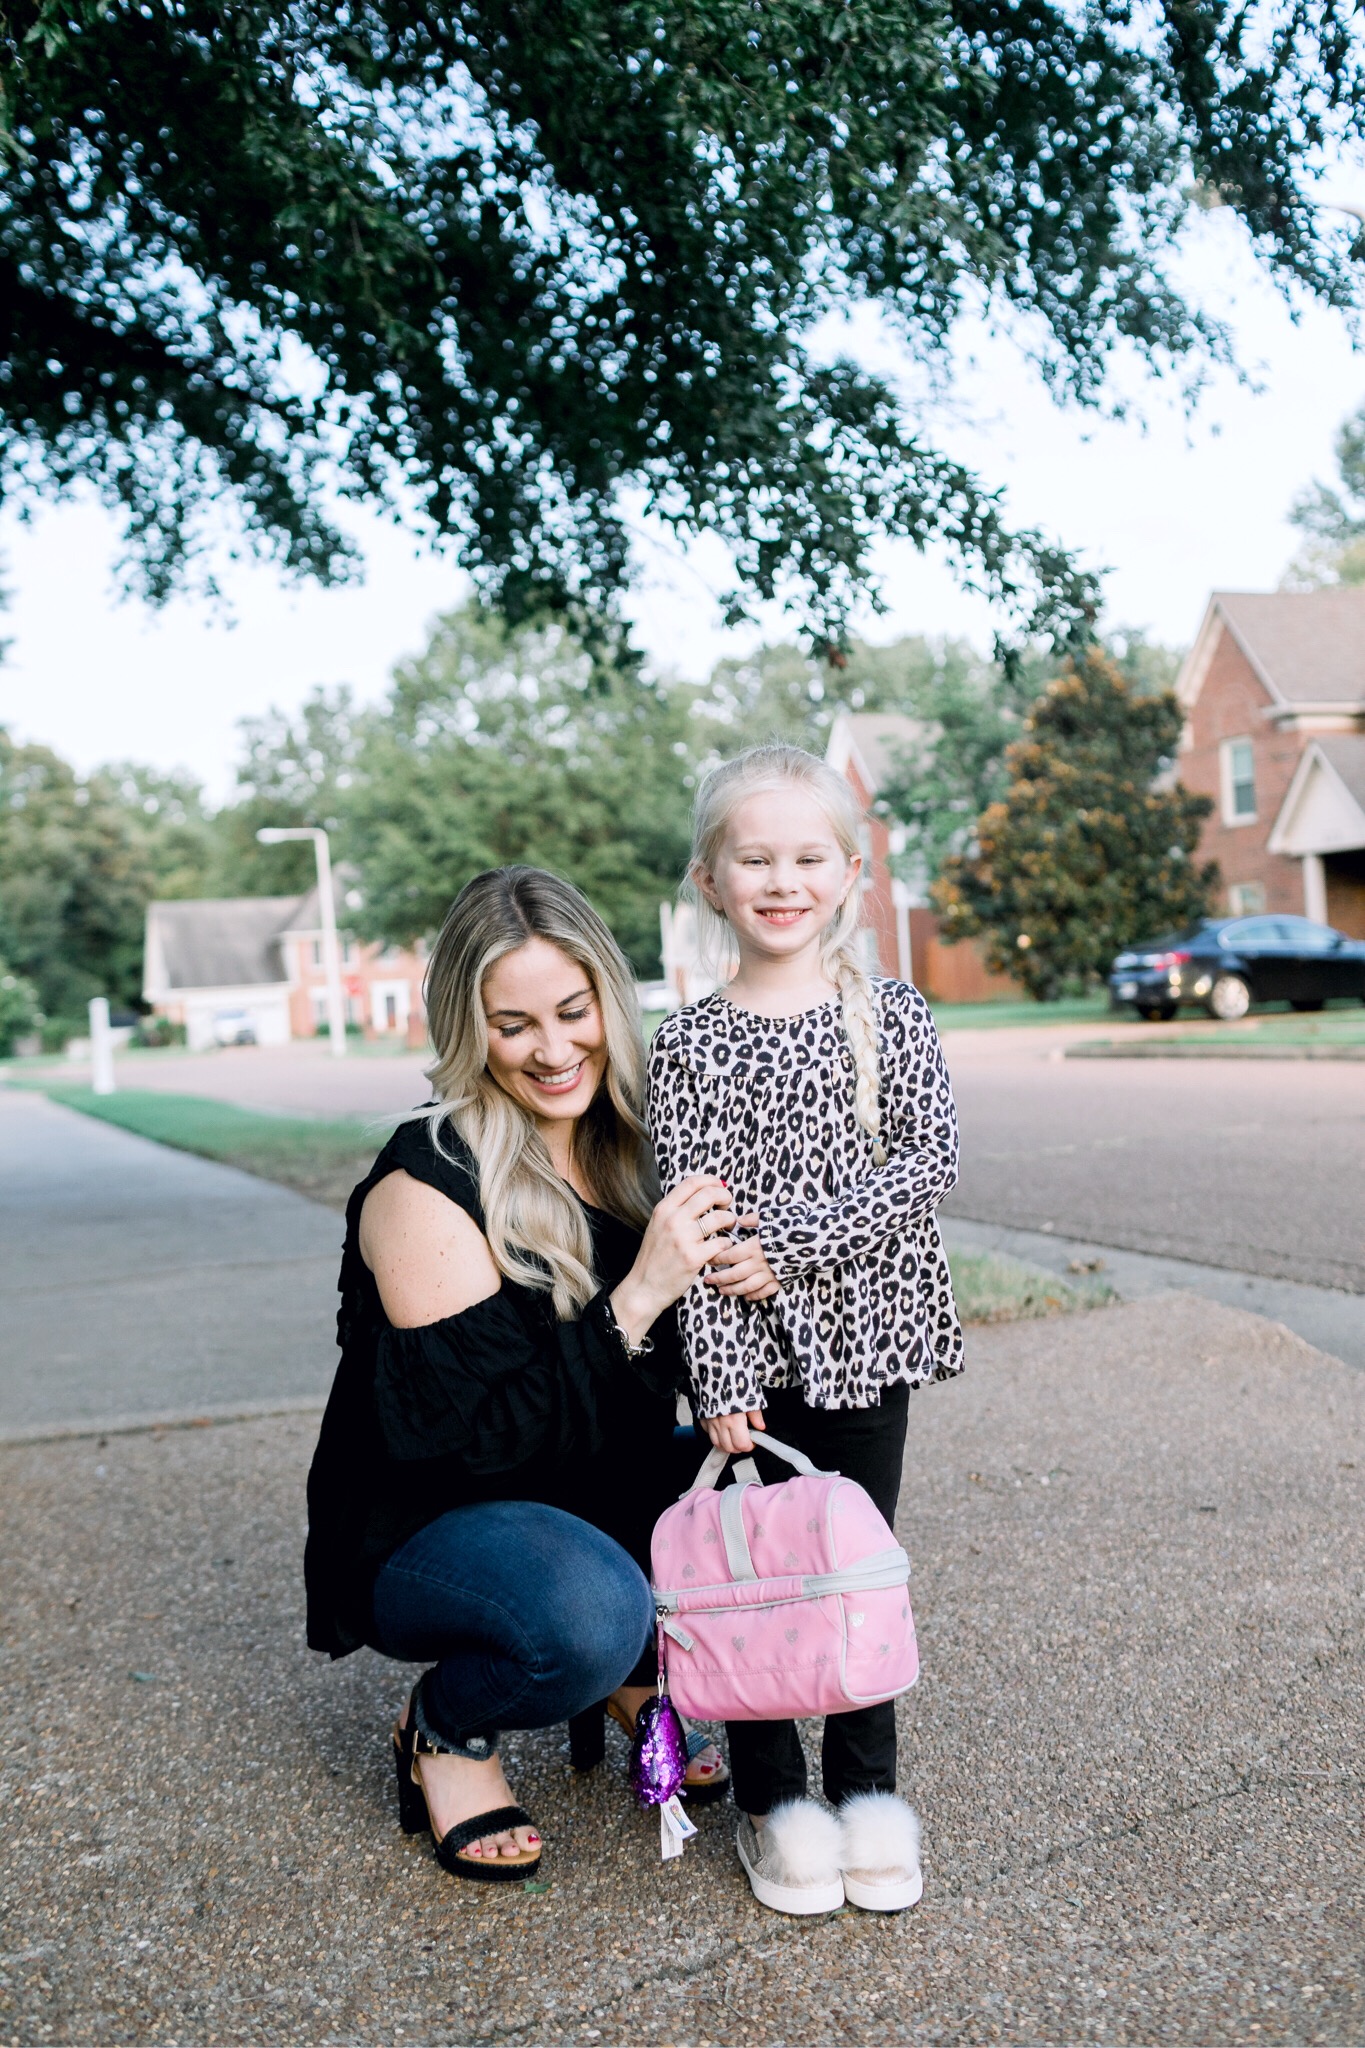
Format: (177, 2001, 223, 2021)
(1065, 1040, 1365, 1061)
(0, 1394, 328, 1449)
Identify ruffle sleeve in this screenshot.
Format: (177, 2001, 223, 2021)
(372, 1286, 680, 1470)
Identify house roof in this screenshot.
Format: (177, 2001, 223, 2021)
(279, 863, 359, 936)
(146, 898, 297, 991)
(1204, 588, 1365, 708)
(1267, 733, 1365, 858)
(826, 711, 930, 795)
(1318, 732, 1365, 813)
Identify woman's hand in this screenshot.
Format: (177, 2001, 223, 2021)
(609, 1176, 734, 1346)
(701, 1408, 767, 1454)
(702, 1213, 779, 1301)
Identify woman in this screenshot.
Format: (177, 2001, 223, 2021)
(305, 867, 733, 1883)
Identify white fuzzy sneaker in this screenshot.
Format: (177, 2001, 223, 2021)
(838, 1791, 923, 1912)
(736, 1801, 845, 1916)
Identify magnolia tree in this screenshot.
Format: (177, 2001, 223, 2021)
(932, 652, 1218, 999)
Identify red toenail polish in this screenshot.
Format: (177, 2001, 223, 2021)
(528, 1833, 540, 1844)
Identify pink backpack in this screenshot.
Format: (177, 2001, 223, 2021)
(651, 1435, 918, 1722)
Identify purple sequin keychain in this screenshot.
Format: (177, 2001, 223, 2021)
(628, 1632, 697, 1859)
(628, 1655, 687, 1806)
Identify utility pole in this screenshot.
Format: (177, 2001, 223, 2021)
(256, 827, 347, 1058)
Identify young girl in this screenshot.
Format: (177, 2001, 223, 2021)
(646, 742, 963, 1917)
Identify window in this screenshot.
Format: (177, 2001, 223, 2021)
(1227, 882, 1266, 916)
(1222, 918, 1281, 950)
(1280, 918, 1336, 951)
(1220, 737, 1257, 823)
(342, 937, 359, 966)
(310, 938, 323, 968)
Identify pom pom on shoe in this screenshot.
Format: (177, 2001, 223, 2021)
(838, 1793, 923, 1913)
(760, 1799, 843, 1887)
(736, 1800, 845, 1915)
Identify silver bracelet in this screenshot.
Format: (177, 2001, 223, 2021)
(602, 1295, 655, 1359)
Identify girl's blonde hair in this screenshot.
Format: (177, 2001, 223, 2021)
(686, 742, 887, 1164)
(419, 866, 657, 1318)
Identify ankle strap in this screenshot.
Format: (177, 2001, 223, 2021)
(412, 1672, 498, 1762)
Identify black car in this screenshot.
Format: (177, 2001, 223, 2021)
(1109, 915, 1365, 1021)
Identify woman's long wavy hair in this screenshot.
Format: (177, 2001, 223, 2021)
(418, 866, 657, 1318)
(686, 743, 888, 1165)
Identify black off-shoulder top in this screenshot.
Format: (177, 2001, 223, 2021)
(304, 1115, 684, 1658)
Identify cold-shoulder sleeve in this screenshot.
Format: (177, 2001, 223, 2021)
(372, 1284, 676, 1467)
(757, 984, 959, 1282)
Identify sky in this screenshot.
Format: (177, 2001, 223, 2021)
(3, 208, 1363, 804)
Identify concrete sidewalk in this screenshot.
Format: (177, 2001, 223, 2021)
(0, 1089, 342, 1435)
(1, 1293, 1360, 2045)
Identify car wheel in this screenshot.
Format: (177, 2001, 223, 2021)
(1207, 973, 1251, 1021)
(1136, 1004, 1177, 1022)
(1289, 999, 1324, 1012)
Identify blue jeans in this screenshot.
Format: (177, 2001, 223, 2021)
(369, 1500, 655, 1755)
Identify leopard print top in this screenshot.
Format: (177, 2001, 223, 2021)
(646, 977, 964, 1417)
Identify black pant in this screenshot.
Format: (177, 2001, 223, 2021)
(725, 1381, 911, 1816)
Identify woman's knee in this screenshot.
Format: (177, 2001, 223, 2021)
(537, 1522, 654, 1695)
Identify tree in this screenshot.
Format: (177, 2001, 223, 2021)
(100, 763, 219, 900)
(932, 651, 1217, 998)
(0, 960, 41, 1055)
(1287, 401, 1365, 587)
(345, 607, 699, 974)
(0, 730, 159, 1021)
(5, 1, 1362, 647)
(208, 687, 361, 896)
(853, 627, 1184, 890)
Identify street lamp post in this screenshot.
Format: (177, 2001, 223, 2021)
(256, 826, 348, 1058)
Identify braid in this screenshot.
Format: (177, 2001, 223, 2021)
(831, 945, 886, 1167)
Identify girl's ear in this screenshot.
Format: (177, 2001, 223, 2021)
(691, 862, 726, 913)
(839, 850, 864, 903)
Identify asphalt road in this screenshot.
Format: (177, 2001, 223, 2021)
(39, 1026, 1365, 1296)
(944, 1034, 1365, 1295)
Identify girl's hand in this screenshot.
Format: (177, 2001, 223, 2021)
(701, 1408, 767, 1455)
(702, 1214, 779, 1300)
(609, 1176, 734, 1345)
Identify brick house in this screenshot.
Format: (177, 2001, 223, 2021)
(825, 711, 1018, 1002)
(1177, 589, 1365, 938)
(144, 871, 428, 1050)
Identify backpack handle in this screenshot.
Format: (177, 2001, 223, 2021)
(685, 1432, 824, 1495)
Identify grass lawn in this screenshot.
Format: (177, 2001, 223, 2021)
(948, 1250, 1114, 1324)
(25, 1085, 388, 1210)
(925, 994, 1113, 1030)
(27, 1081, 1115, 1327)
(1072, 998, 1365, 1055)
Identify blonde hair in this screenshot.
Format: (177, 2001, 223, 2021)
(686, 743, 887, 1165)
(419, 866, 657, 1318)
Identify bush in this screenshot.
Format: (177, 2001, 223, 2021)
(130, 1017, 188, 1048)
(0, 966, 41, 1057)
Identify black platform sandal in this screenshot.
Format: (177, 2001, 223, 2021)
(393, 1687, 543, 1884)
